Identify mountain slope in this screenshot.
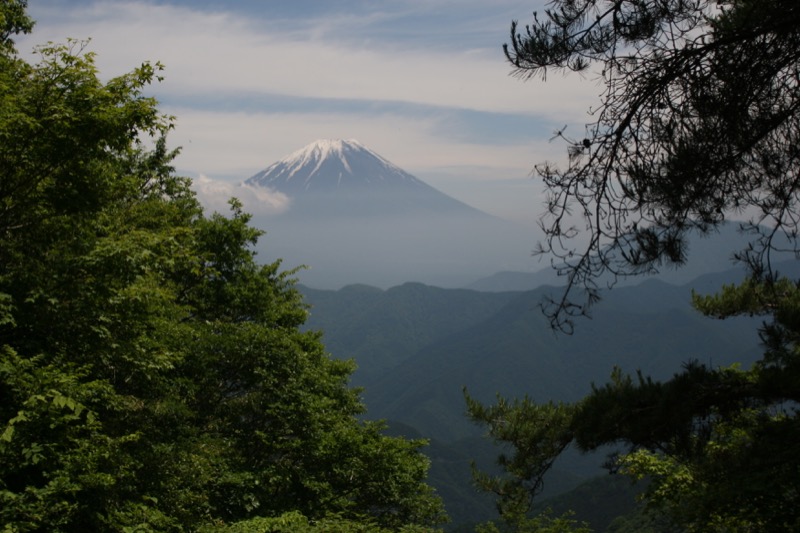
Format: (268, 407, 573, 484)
(363, 279, 760, 442)
(248, 139, 428, 193)
(245, 139, 537, 289)
(299, 272, 765, 527)
(247, 139, 491, 218)
(300, 274, 762, 443)
(301, 282, 520, 384)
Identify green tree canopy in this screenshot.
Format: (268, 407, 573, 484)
(505, 0, 800, 330)
(0, 0, 32, 50)
(0, 7, 445, 531)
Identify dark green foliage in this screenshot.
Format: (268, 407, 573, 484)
(465, 277, 800, 530)
(0, 0, 32, 49)
(506, 0, 800, 330)
(0, 10, 445, 531)
(474, 509, 590, 533)
(197, 510, 436, 532)
(479, 1, 800, 529)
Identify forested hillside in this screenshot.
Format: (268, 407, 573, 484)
(300, 276, 764, 527)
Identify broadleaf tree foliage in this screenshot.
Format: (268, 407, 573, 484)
(505, 0, 800, 331)
(0, 4, 445, 531)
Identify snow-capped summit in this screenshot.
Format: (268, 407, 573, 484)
(247, 139, 427, 194)
(246, 139, 489, 218)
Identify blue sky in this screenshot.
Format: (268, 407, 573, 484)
(19, 0, 601, 224)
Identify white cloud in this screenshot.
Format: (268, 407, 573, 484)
(22, 1, 599, 120)
(166, 106, 540, 178)
(19, 0, 594, 223)
(190, 174, 291, 216)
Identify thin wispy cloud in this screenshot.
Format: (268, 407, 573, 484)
(191, 175, 290, 216)
(20, 0, 599, 223)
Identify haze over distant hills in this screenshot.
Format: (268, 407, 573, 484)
(298, 268, 766, 528)
(466, 221, 800, 292)
(236, 141, 795, 529)
(244, 139, 538, 289)
(240, 139, 792, 291)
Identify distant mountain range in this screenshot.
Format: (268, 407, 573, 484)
(466, 222, 800, 292)
(236, 140, 800, 529)
(244, 139, 537, 289)
(302, 274, 763, 443)
(299, 267, 767, 528)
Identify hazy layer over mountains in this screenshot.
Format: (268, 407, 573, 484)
(239, 139, 778, 291)
(243, 139, 538, 289)
(236, 139, 787, 527)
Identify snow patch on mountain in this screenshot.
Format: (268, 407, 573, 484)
(246, 139, 427, 193)
(282, 139, 398, 177)
(282, 139, 357, 178)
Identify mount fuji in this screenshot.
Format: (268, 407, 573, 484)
(246, 139, 493, 218)
(244, 139, 536, 289)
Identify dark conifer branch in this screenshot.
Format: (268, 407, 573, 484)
(507, 0, 800, 331)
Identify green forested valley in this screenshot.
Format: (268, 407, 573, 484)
(4, 1, 800, 532)
(299, 270, 770, 529)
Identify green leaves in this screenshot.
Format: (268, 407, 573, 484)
(0, 7, 445, 531)
(0, 347, 125, 530)
(0, 1, 33, 52)
(199, 510, 440, 533)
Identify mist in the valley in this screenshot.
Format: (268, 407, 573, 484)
(248, 207, 539, 289)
